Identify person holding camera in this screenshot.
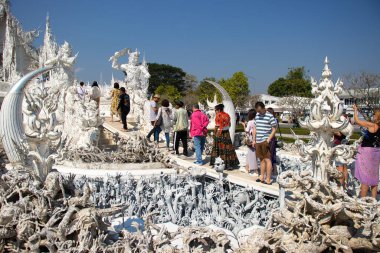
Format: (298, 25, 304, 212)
(353, 104, 380, 199)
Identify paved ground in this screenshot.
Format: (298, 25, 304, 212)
(103, 117, 280, 197)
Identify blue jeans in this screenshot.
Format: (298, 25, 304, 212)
(154, 126, 162, 142)
(194, 136, 206, 163)
(165, 133, 170, 147)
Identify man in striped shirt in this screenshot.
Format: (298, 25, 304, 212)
(253, 102, 277, 185)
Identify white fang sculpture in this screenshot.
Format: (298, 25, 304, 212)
(206, 80, 236, 143)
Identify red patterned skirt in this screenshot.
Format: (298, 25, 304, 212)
(210, 130, 240, 169)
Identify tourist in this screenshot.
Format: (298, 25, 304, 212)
(155, 99, 173, 149)
(267, 107, 278, 173)
(254, 102, 277, 184)
(90, 81, 101, 108)
(236, 112, 240, 125)
(146, 94, 161, 142)
(241, 109, 258, 173)
(173, 101, 189, 156)
(353, 104, 380, 199)
(333, 131, 348, 189)
(117, 87, 130, 131)
(77, 81, 86, 100)
(190, 104, 210, 165)
(110, 82, 121, 122)
(210, 104, 239, 170)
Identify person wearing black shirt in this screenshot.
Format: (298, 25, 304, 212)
(117, 87, 130, 131)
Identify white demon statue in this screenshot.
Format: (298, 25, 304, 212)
(109, 48, 150, 129)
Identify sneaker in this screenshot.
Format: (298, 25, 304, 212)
(194, 161, 203, 166)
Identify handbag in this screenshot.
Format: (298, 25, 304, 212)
(276, 120, 284, 148)
(155, 109, 163, 126)
(243, 122, 253, 146)
(243, 134, 252, 146)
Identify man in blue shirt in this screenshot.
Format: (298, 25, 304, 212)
(254, 102, 277, 184)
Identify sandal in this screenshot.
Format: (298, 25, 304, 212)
(255, 178, 264, 183)
(264, 181, 272, 185)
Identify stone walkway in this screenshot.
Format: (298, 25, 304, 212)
(103, 117, 280, 197)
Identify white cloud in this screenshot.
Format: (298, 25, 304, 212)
(75, 67, 84, 73)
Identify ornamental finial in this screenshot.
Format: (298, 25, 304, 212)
(322, 56, 332, 79)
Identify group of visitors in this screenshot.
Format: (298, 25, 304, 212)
(146, 96, 241, 167)
(106, 81, 380, 199)
(241, 102, 277, 185)
(77, 81, 102, 108)
(146, 95, 210, 164)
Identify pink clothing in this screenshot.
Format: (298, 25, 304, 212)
(245, 120, 256, 143)
(190, 110, 210, 137)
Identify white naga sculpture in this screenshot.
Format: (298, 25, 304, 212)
(109, 48, 150, 129)
(0, 67, 59, 182)
(296, 57, 355, 182)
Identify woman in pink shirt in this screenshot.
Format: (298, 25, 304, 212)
(190, 104, 209, 165)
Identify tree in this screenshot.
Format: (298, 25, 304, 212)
(182, 89, 200, 109)
(195, 77, 218, 105)
(278, 96, 312, 123)
(183, 73, 198, 92)
(220, 71, 250, 108)
(155, 84, 182, 104)
(344, 72, 380, 109)
(147, 63, 186, 95)
(246, 94, 261, 108)
(268, 67, 312, 97)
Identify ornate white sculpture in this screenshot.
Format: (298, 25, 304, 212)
(0, 0, 39, 85)
(38, 15, 101, 151)
(206, 94, 218, 130)
(0, 13, 101, 178)
(62, 86, 103, 149)
(109, 48, 150, 129)
(296, 57, 355, 182)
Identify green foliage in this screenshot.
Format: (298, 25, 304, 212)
(219, 71, 250, 107)
(147, 63, 186, 95)
(195, 72, 250, 107)
(195, 77, 219, 105)
(155, 84, 182, 104)
(268, 67, 312, 97)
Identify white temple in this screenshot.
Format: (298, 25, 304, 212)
(0, 3, 379, 252)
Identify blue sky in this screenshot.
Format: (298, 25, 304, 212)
(11, 0, 380, 94)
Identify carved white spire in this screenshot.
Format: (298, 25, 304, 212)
(39, 13, 58, 67)
(111, 73, 115, 85)
(322, 56, 332, 79)
(297, 57, 354, 182)
(142, 53, 147, 67)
